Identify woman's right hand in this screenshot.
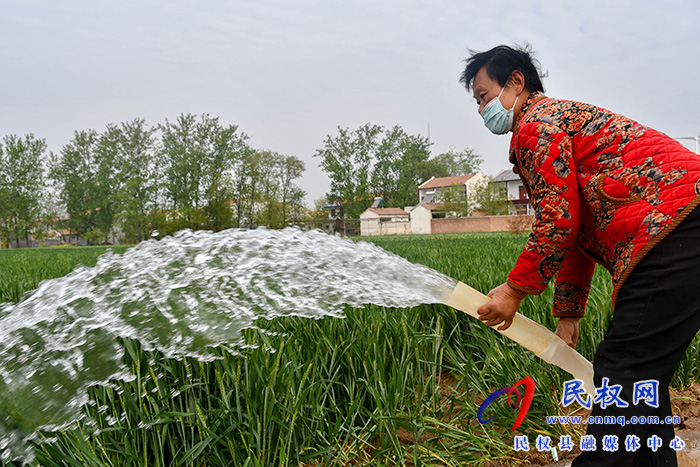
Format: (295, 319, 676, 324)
(555, 317, 580, 349)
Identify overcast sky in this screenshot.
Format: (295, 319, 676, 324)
(2, 0, 699, 207)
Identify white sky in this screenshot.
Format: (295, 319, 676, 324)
(2, 0, 699, 207)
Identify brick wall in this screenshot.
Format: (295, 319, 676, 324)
(431, 215, 535, 234)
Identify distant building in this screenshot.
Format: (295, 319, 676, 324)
(404, 203, 434, 234)
(359, 208, 410, 236)
(356, 170, 537, 236)
(417, 173, 488, 210)
(491, 169, 533, 215)
(323, 202, 342, 219)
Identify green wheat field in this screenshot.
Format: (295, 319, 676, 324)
(1, 233, 698, 466)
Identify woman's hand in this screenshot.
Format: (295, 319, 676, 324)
(476, 283, 528, 331)
(555, 317, 580, 349)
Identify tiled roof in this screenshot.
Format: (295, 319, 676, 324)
(418, 203, 444, 210)
(369, 208, 409, 216)
(491, 169, 520, 182)
(418, 175, 474, 189)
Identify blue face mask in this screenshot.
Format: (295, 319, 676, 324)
(480, 86, 519, 135)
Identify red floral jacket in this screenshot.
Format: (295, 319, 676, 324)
(507, 92, 700, 317)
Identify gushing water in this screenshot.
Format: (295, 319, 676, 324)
(0, 228, 456, 461)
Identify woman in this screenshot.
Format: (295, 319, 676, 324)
(461, 44, 700, 466)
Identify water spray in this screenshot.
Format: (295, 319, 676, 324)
(0, 228, 596, 461)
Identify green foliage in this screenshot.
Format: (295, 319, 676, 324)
(49, 129, 108, 244)
(158, 113, 249, 230)
(231, 150, 307, 229)
(429, 147, 484, 178)
(278, 155, 306, 225)
(315, 124, 432, 217)
(314, 124, 381, 218)
(156, 115, 306, 231)
(371, 125, 433, 209)
(112, 119, 159, 243)
(315, 127, 486, 219)
(50, 122, 157, 245)
(474, 182, 511, 215)
(438, 185, 470, 217)
(33, 114, 308, 245)
(0, 134, 47, 248)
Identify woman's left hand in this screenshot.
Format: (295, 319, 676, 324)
(476, 283, 528, 330)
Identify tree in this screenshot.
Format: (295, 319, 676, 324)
(278, 155, 306, 225)
(50, 128, 125, 244)
(159, 113, 202, 224)
(232, 150, 306, 229)
(229, 147, 275, 229)
(0, 139, 11, 248)
(92, 125, 122, 243)
(159, 113, 250, 231)
(34, 191, 62, 246)
(430, 147, 483, 177)
(236, 150, 262, 228)
(441, 185, 471, 217)
(112, 119, 159, 243)
(474, 181, 510, 215)
(370, 125, 434, 208)
(251, 152, 307, 228)
(231, 151, 251, 228)
(50, 130, 102, 243)
(255, 150, 283, 228)
(315, 124, 382, 218)
(0, 134, 47, 247)
(201, 117, 248, 231)
(316, 124, 431, 217)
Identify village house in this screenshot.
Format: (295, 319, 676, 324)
(358, 171, 535, 236)
(417, 173, 488, 207)
(403, 203, 433, 234)
(360, 174, 489, 236)
(490, 169, 533, 215)
(359, 207, 411, 236)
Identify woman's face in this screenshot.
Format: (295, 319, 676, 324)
(472, 67, 518, 114)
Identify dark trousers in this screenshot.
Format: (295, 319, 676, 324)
(572, 205, 700, 467)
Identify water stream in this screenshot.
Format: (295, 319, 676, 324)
(0, 228, 457, 461)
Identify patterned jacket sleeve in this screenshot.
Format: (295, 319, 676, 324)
(506, 121, 587, 312)
(551, 246, 595, 318)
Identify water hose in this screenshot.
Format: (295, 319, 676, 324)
(443, 281, 595, 396)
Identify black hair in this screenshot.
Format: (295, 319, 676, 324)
(459, 44, 545, 93)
